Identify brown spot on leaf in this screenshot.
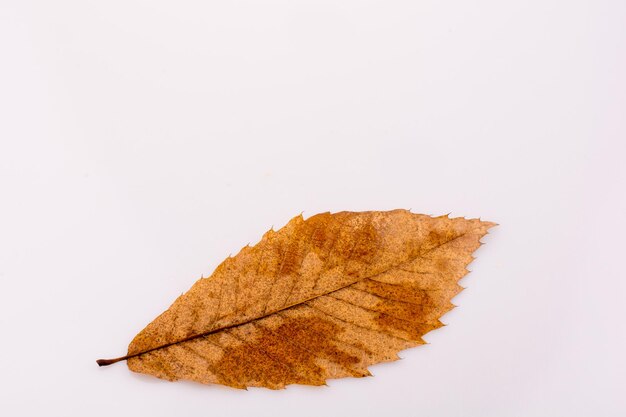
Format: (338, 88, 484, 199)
(361, 281, 443, 339)
(212, 317, 359, 388)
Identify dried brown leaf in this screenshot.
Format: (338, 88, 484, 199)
(98, 210, 495, 389)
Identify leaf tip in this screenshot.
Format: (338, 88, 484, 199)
(481, 220, 499, 230)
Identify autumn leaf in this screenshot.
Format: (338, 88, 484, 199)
(97, 210, 495, 389)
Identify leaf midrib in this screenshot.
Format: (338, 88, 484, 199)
(98, 233, 466, 365)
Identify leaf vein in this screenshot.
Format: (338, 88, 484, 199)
(303, 302, 415, 343)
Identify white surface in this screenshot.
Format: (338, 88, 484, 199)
(1, 1, 624, 416)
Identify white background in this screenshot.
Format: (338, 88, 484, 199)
(1, 0, 624, 416)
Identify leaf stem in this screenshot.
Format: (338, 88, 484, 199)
(96, 355, 131, 366)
